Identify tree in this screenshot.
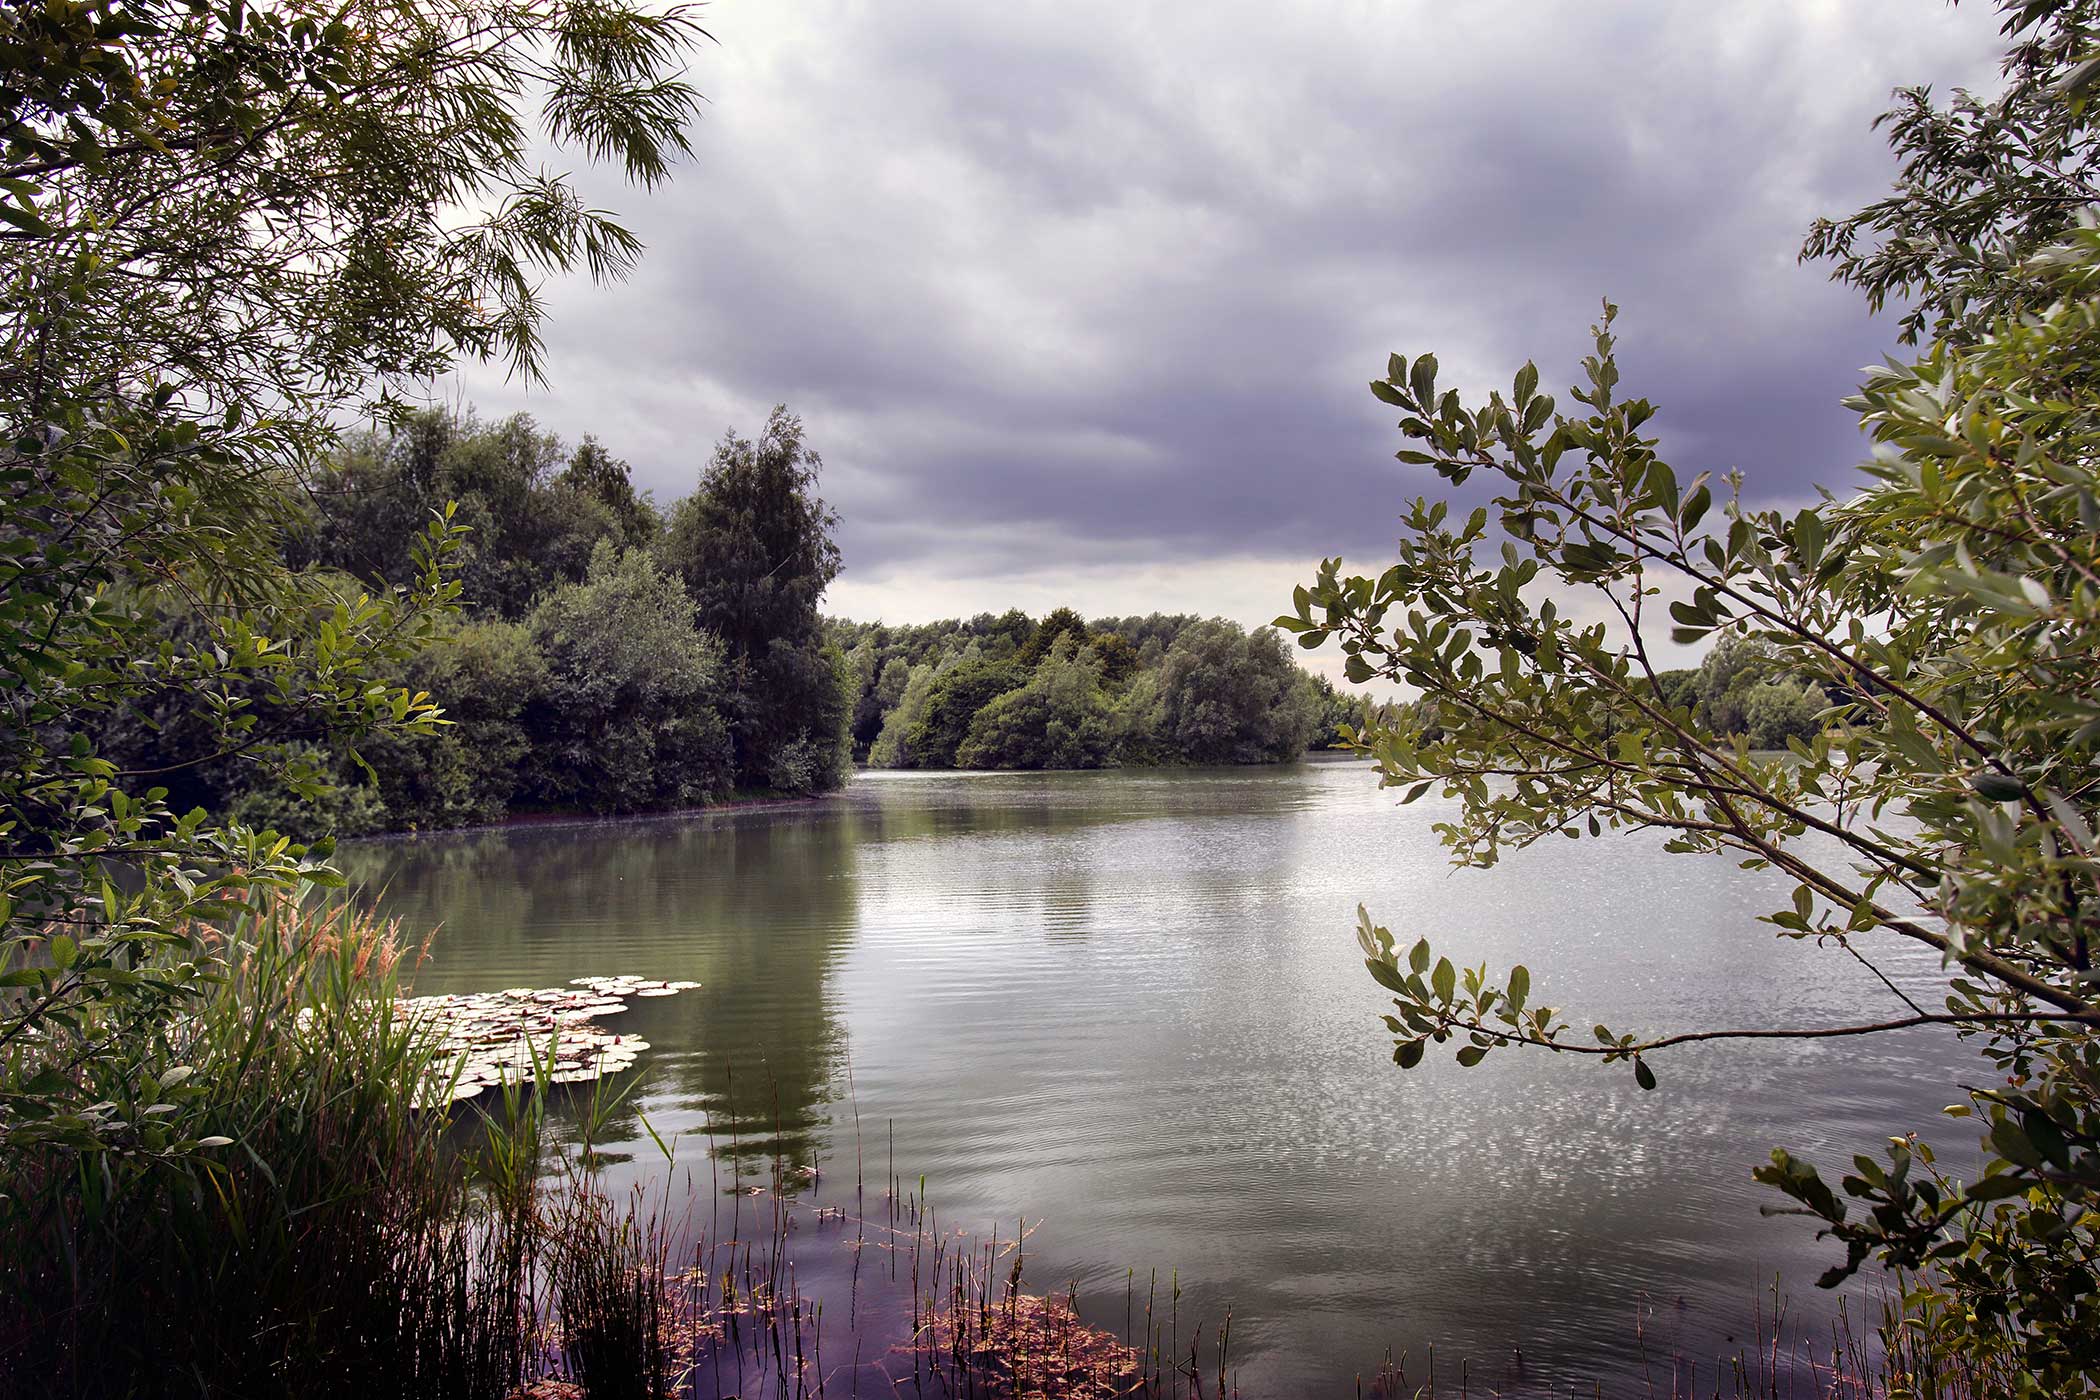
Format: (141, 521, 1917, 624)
(907, 656, 1024, 769)
(520, 544, 732, 813)
(664, 408, 848, 790)
(1155, 620, 1323, 764)
(300, 409, 652, 619)
(1016, 606, 1089, 667)
(364, 617, 548, 829)
(1286, 227, 2100, 1398)
(1802, 0, 2100, 345)
(1304, 672, 1375, 750)
(0, 0, 705, 1167)
(558, 435, 657, 544)
(868, 661, 940, 769)
(858, 654, 912, 756)
(3, 0, 708, 436)
(1740, 677, 1825, 751)
(956, 636, 1114, 770)
(1692, 634, 1785, 736)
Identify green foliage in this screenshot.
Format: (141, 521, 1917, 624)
(956, 636, 1115, 770)
(263, 401, 855, 828)
(1016, 606, 1090, 667)
(1739, 676, 1825, 751)
(1291, 11, 2100, 1373)
(868, 660, 941, 769)
(1802, 0, 2100, 345)
(1681, 633, 1839, 747)
(519, 544, 734, 814)
(365, 617, 549, 830)
(2, 0, 709, 426)
(750, 641, 853, 794)
(1155, 620, 1325, 764)
(301, 410, 653, 620)
(909, 656, 1026, 769)
(664, 408, 849, 792)
(839, 610, 1334, 771)
(1305, 671, 1400, 750)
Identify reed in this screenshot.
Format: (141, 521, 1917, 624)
(0, 892, 672, 1400)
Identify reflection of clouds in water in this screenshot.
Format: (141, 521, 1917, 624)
(351, 766, 1973, 1396)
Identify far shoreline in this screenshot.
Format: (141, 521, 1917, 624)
(344, 751, 1375, 845)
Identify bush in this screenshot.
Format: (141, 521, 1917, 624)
(1742, 678, 1823, 751)
(368, 618, 550, 830)
(908, 657, 1024, 768)
(1155, 621, 1324, 763)
(519, 543, 734, 814)
(956, 638, 1114, 770)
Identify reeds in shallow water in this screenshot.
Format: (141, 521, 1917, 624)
(0, 893, 678, 1400)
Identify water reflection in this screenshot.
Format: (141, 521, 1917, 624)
(347, 763, 1974, 1396)
(348, 806, 865, 1172)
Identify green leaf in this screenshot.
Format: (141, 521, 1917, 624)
(1367, 957, 1409, 994)
(1964, 1174, 2031, 1203)
(0, 200, 53, 235)
(1971, 771, 2026, 802)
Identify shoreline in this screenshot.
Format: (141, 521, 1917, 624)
(346, 752, 1372, 846)
(344, 787, 843, 845)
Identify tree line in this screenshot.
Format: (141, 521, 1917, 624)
(99, 403, 1381, 838)
(830, 609, 1368, 771)
(92, 404, 857, 836)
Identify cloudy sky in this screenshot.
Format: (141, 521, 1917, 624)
(455, 0, 2004, 656)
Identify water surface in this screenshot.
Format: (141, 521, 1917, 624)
(349, 761, 1969, 1395)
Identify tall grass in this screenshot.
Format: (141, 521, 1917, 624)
(0, 893, 666, 1400)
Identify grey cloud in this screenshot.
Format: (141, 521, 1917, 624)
(463, 0, 2004, 586)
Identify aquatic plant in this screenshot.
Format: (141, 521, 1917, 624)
(395, 975, 698, 1107)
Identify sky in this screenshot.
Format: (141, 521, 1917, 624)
(451, 0, 2007, 674)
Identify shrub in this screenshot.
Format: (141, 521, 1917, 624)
(520, 543, 734, 814)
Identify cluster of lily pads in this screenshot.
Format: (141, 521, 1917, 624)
(396, 975, 699, 1109)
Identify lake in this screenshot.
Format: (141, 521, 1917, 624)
(346, 758, 1969, 1396)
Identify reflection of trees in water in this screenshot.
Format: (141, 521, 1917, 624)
(344, 807, 867, 1178)
(339, 771, 1327, 1178)
(852, 771, 1320, 944)
(667, 810, 860, 1176)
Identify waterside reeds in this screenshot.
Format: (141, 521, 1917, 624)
(0, 894, 671, 1400)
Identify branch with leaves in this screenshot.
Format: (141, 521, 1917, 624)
(1289, 14, 2100, 1367)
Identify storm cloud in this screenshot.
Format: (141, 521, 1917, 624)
(454, 0, 2004, 629)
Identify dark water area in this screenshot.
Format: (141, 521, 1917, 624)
(347, 760, 1974, 1396)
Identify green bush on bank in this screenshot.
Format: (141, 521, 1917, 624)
(107, 405, 857, 839)
(839, 611, 1335, 770)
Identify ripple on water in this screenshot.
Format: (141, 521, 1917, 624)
(349, 764, 1974, 1397)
